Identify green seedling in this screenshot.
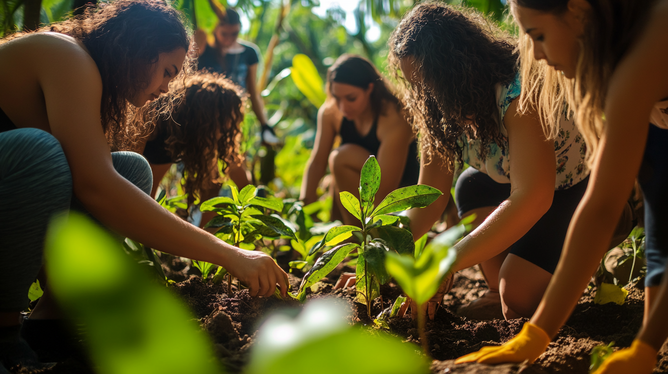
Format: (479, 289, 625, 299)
(279, 199, 325, 273)
(589, 341, 615, 373)
(246, 298, 429, 374)
(294, 156, 442, 318)
(201, 184, 296, 293)
(45, 213, 222, 374)
(385, 223, 466, 354)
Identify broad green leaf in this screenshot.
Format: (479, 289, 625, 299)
(251, 214, 296, 239)
(239, 184, 258, 204)
(339, 191, 362, 222)
(229, 184, 239, 204)
(249, 196, 283, 212)
(372, 185, 442, 216)
(45, 213, 220, 374)
(424, 224, 467, 258)
(308, 238, 326, 257)
(203, 215, 232, 229)
(200, 196, 237, 212)
(371, 214, 401, 226)
(290, 54, 326, 108)
(359, 156, 381, 214)
(297, 243, 358, 300)
(414, 233, 428, 258)
(241, 207, 264, 220)
(291, 240, 307, 258)
(372, 226, 414, 255)
(355, 256, 380, 305)
(247, 299, 429, 374)
(364, 242, 391, 285)
(323, 225, 359, 246)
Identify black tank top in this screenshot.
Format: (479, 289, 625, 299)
(338, 116, 420, 187)
(0, 106, 17, 134)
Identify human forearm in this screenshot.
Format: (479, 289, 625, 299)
(531, 198, 626, 338)
(300, 158, 326, 204)
(249, 92, 268, 125)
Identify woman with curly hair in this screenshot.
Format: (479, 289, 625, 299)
(0, 0, 288, 367)
(300, 54, 419, 225)
(140, 72, 251, 227)
(388, 3, 633, 321)
(457, 1, 668, 372)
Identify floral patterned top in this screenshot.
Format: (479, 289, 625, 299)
(458, 73, 588, 190)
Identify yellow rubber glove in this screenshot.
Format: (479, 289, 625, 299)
(455, 322, 550, 365)
(592, 340, 657, 374)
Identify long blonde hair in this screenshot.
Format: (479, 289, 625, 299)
(511, 0, 655, 165)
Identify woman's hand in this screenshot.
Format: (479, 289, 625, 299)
(455, 322, 550, 365)
(591, 340, 657, 374)
(225, 247, 289, 298)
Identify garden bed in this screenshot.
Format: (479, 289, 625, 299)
(27, 257, 667, 374)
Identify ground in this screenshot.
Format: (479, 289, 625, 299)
(20, 257, 668, 374)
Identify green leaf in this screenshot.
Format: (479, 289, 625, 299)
(323, 225, 360, 246)
(359, 156, 381, 214)
(238, 184, 258, 205)
(203, 215, 232, 229)
(249, 196, 284, 212)
(297, 243, 358, 300)
(414, 233, 428, 258)
(251, 214, 297, 239)
(289, 261, 308, 270)
(364, 242, 391, 285)
(200, 196, 238, 212)
(372, 226, 414, 256)
(28, 280, 44, 302)
(372, 185, 442, 217)
(45, 213, 220, 374)
(247, 299, 430, 374)
(355, 257, 380, 305)
(290, 54, 326, 108)
(426, 224, 467, 255)
(229, 184, 240, 204)
(339, 191, 362, 222)
(390, 296, 406, 318)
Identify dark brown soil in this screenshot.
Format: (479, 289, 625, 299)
(21, 261, 668, 374)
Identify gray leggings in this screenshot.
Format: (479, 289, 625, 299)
(0, 128, 152, 312)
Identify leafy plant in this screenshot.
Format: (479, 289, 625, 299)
(589, 341, 615, 373)
(385, 223, 467, 354)
(45, 213, 222, 374)
(293, 156, 442, 318)
(246, 298, 429, 374)
(200, 184, 296, 292)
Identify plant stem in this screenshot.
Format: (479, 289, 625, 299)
(417, 304, 429, 356)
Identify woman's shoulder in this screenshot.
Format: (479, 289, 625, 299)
(318, 99, 343, 128)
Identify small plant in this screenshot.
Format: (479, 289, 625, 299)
(589, 341, 615, 373)
(385, 223, 466, 353)
(201, 184, 297, 292)
(280, 199, 327, 273)
(294, 156, 442, 318)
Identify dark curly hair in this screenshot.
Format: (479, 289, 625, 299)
(143, 72, 245, 206)
(388, 3, 518, 170)
(326, 54, 402, 118)
(16, 0, 194, 150)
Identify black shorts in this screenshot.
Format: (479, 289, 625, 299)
(454, 167, 589, 273)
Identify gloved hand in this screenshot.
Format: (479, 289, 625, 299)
(592, 340, 657, 374)
(455, 322, 550, 365)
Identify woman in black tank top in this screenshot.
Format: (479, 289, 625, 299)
(300, 54, 419, 225)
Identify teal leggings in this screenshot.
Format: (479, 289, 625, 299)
(0, 128, 152, 312)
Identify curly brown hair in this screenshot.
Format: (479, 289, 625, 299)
(388, 3, 518, 170)
(143, 72, 246, 206)
(4, 0, 194, 150)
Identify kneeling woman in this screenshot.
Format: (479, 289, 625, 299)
(300, 54, 419, 225)
(388, 3, 632, 320)
(140, 72, 251, 227)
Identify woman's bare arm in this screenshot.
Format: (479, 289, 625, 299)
(374, 106, 414, 203)
(300, 103, 337, 205)
(246, 63, 268, 125)
(531, 4, 668, 338)
(450, 101, 555, 272)
(38, 35, 287, 297)
(407, 155, 454, 240)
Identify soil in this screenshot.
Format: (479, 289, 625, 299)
(19, 258, 668, 374)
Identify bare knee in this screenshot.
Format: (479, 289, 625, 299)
(499, 254, 552, 319)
